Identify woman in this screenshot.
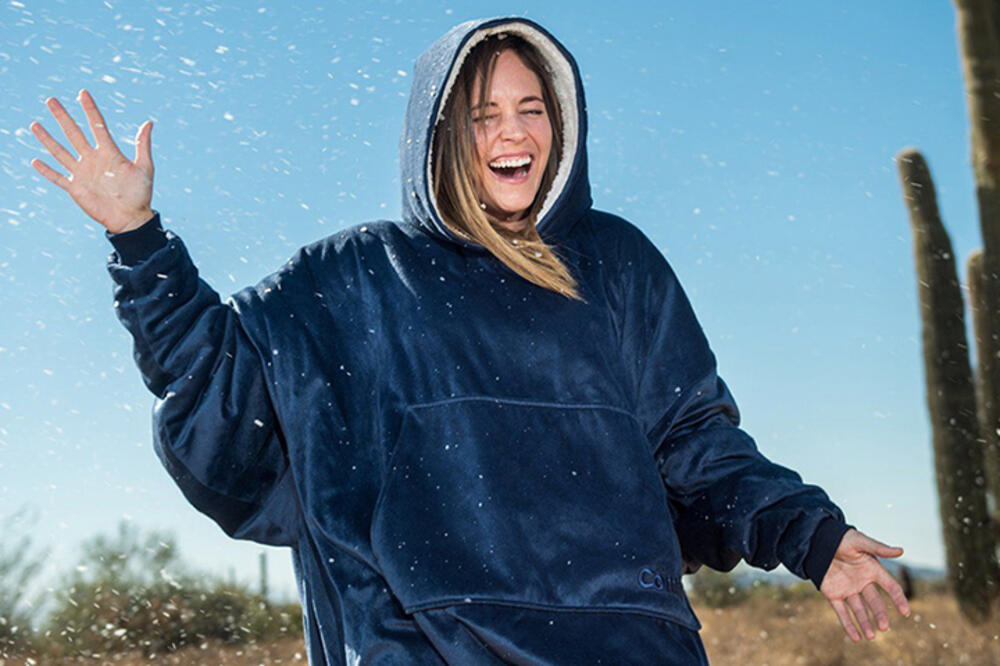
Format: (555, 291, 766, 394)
(29, 15, 910, 665)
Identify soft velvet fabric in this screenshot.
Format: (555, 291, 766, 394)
(106, 15, 851, 665)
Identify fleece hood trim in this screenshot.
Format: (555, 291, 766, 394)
(400, 16, 592, 252)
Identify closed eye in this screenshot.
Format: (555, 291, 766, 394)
(471, 110, 544, 123)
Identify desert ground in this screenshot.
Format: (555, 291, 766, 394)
(7, 590, 996, 665)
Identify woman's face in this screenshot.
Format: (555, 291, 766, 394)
(470, 49, 553, 232)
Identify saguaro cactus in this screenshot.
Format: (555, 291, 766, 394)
(969, 250, 1000, 523)
(898, 148, 997, 623)
(954, 0, 1000, 533)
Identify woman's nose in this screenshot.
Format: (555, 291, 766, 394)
(497, 111, 527, 140)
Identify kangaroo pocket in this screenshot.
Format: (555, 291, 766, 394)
(369, 397, 701, 630)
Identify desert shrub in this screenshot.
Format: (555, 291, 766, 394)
(0, 507, 48, 658)
(186, 580, 302, 644)
(43, 520, 301, 659)
(687, 566, 751, 607)
(44, 521, 194, 656)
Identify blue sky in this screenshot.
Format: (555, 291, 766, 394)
(1, 1, 971, 607)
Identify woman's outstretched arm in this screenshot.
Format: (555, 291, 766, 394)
(617, 220, 910, 640)
(29, 90, 302, 547)
(105, 216, 303, 546)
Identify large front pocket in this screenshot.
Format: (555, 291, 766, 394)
(369, 397, 692, 621)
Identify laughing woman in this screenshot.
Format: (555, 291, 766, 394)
(30, 15, 910, 665)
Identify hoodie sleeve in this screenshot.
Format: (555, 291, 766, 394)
(622, 226, 853, 590)
(106, 211, 303, 547)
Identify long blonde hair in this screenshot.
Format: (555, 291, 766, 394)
(432, 33, 584, 302)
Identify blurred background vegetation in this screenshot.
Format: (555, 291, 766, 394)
(0, 509, 302, 663)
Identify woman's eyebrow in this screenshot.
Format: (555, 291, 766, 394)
(470, 95, 544, 110)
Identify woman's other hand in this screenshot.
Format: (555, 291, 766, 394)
(29, 89, 155, 233)
(820, 527, 911, 642)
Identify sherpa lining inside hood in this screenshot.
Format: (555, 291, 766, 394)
(426, 21, 580, 231)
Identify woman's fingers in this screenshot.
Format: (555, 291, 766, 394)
(866, 543, 902, 557)
(44, 96, 92, 156)
(29, 157, 71, 191)
(830, 598, 861, 642)
(861, 583, 890, 631)
(29, 121, 77, 173)
(78, 89, 121, 155)
(28, 91, 154, 230)
(846, 593, 876, 639)
(877, 566, 912, 617)
(854, 530, 904, 558)
(134, 121, 154, 172)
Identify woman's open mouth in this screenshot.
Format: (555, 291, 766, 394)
(488, 154, 532, 183)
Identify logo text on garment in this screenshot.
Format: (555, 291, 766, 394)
(638, 567, 666, 590)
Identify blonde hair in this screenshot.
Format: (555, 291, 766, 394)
(432, 33, 584, 302)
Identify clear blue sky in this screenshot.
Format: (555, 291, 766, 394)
(1, 1, 972, 608)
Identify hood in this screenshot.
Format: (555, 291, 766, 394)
(399, 16, 592, 251)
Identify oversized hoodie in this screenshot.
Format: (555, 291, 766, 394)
(106, 15, 854, 666)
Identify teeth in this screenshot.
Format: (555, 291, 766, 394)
(489, 155, 531, 169)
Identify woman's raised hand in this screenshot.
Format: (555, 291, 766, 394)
(29, 89, 155, 234)
(819, 527, 911, 642)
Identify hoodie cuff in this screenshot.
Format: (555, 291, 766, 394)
(803, 517, 854, 590)
(105, 210, 167, 266)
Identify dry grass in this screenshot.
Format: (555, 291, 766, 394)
(694, 591, 1000, 665)
(6, 591, 1000, 665)
(3, 638, 308, 666)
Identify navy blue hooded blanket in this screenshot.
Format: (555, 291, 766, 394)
(106, 16, 854, 665)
